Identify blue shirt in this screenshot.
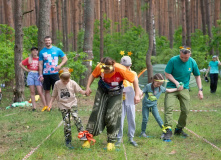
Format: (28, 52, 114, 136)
(39, 46, 65, 75)
(165, 55, 200, 89)
(209, 61, 219, 74)
(142, 83, 166, 107)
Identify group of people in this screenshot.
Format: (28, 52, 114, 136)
(19, 37, 207, 151)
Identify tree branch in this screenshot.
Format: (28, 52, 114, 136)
(23, 10, 34, 15)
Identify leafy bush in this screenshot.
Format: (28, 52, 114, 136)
(65, 51, 87, 84)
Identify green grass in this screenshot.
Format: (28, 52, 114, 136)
(0, 80, 221, 159)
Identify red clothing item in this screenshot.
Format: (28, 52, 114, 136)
(22, 57, 39, 71)
(92, 63, 135, 85)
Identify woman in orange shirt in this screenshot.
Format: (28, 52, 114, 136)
(80, 57, 140, 151)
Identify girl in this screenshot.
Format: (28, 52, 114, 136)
(19, 47, 47, 111)
(205, 55, 221, 93)
(80, 57, 140, 151)
(48, 67, 87, 149)
(140, 73, 177, 138)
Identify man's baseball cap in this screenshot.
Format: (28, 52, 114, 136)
(31, 47, 38, 51)
(120, 56, 132, 66)
(212, 55, 217, 58)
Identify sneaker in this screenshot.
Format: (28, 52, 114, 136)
(65, 140, 74, 149)
(140, 132, 148, 138)
(174, 128, 189, 137)
(107, 143, 115, 151)
(41, 106, 48, 112)
(163, 128, 172, 141)
(82, 140, 90, 148)
(129, 140, 138, 147)
(32, 108, 36, 111)
(80, 134, 87, 141)
(115, 138, 121, 147)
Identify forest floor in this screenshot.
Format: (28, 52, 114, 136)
(0, 80, 221, 160)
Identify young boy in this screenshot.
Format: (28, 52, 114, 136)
(116, 56, 139, 147)
(48, 67, 86, 149)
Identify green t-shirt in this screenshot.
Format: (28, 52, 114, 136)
(165, 55, 200, 89)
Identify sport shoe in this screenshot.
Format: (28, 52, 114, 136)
(32, 108, 36, 111)
(174, 128, 189, 137)
(140, 132, 148, 138)
(41, 106, 48, 112)
(65, 140, 74, 149)
(82, 140, 90, 148)
(107, 143, 115, 151)
(163, 128, 172, 141)
(115, 138, 121, 147)
(130, 140, 138, 147)
(80, 134, 87, 141)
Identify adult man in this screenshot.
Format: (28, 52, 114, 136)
(163, 47, 203, 141)
(39, 36, 68, 111)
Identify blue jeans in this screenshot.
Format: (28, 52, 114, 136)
(141, 104, 163, 133)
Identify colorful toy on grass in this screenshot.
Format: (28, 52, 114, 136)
(6, 101, 32, 109)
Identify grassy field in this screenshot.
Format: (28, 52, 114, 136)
(0, 80, 221, 160)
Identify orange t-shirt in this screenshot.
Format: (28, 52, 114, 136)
(92, 63, 135, 86)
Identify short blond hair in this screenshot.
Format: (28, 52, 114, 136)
(59, 67, 71, 80)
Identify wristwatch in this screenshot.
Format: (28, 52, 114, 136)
(199, 88, 203, 91)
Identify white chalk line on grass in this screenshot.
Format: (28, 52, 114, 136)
(22, 121, 63, 160)
(174, 121, 221, 152)
(3, 112, 19, 117)
(122, 140, 128, 160)
(136, 109, 217, 112)
(79, 109, 218, 113)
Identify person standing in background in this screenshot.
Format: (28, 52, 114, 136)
(39, 36, 68, 111)
(205, 55, 221, 93)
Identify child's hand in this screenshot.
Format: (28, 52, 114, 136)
(86, 88, 92, 96)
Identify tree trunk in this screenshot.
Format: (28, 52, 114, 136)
(0, 0, 5, 25)
(3, 0, 14, 28)
(14, 0, 24, 102)
(62, 0, 68, 52)
(168, 0, 173, 48)
(191, 0, 198, 32)
(146, 0, 149, 33)
(57, 0, 62, 32)
(100, 0, 104, 61)
(200, 0, 207, 35)
(146, 0, 153, 83)
(35, 0, 39, 27)
(158, 0, 162, 37)
(186, 0, 191, 47)
(214, 0, 220, 27)
(205, 0, 213, 55)
(152, 2, 156, 56)
(181, 0, 186, 46)
(80, 0, 94, 87)
(51, 0, 58, 45)
(71, 0, 77, 51)
(38, 0, 51, 51)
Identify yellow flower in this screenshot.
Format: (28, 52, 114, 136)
(120, 51, 125, 56)
(68, 68, 73, 73)
(128, 51, 133, 56)
(59, 70, 63, 74)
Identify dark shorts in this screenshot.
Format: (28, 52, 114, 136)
(43, 74, 59, 90)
